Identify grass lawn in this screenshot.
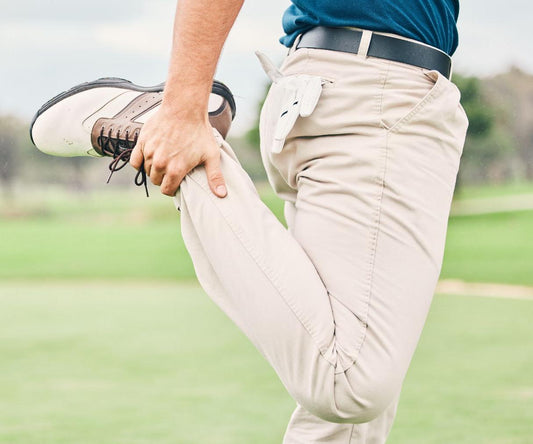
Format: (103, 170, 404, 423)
(441, 210, 533, 285)
(1, 188, 532, 285)
(0, 184, 532, 442)
(0, 282, 531, 444)
(454, 181, 533, 200)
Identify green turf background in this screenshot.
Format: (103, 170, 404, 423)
(1, 182, 532, 443)
(1, 186, 533, 285)
(0, 283, 531, 444)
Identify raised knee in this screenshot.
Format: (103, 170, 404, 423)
(311, 390, 396, 425)
(295, 368, 401, 424)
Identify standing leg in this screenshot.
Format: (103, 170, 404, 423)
(283, 198, 400, 444)
(267, 48, 467, 442)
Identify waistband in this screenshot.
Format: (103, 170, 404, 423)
(295, 26, 452, 79)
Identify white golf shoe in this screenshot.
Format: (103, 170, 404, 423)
(30, 77, 236, 194)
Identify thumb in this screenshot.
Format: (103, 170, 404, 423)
(204, 152, 227, 198)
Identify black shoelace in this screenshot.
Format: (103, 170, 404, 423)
(97, 127, 149, 196)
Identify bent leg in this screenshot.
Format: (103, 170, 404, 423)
(177, 137, 397, 422)
(283, 398, 399, 444)
(177, 139, 338, 418)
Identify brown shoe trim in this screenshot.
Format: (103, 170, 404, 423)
(91, 91, 234, 155)
(91, 92, 162, 155)
(209, 100, 233, 139)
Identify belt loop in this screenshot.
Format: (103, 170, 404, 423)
(288, 33, 303, 56)
(448, 59, 454, 80)
(358, 30, 373, 58)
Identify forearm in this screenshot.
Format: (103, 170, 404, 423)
(162, 0, 244, 119)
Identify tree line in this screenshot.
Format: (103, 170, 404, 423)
(1, 67, 532, 195)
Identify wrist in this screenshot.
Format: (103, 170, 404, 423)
(160, 96, 208, 123)
(161, 81, 211, 122)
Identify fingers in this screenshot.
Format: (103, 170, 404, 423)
(131, 126, 226, 198)
(149, 155, 167, 186)
(155, 154, 227, 198)
(204, 152, 227, 198)
(160, 170, 185, 197)
(130, 143, 144, 170)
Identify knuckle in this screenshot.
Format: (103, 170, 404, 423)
(165, 170, 182, 181)
(136, 137, 146, 148)
(208, 170, 224, 183)
(150, 176, 163, 186)
(138, 140, 151, 157)
(143, 149, 153, 161)
(152, 156, 167, 171)
(170, 161, 188, 177)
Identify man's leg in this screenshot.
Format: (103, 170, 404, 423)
(283, 399, 398, 444)
(270, 49, 466, 442)
(282, 196, 400, 444)
(177, 141, 352, 421)
(175, 47, 467, 436)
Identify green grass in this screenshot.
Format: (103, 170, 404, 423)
(454, 181, 533, 200)
(1, 188, 532, 285)
(441, 211, 533, 285)
(389, 293, 533, 444)
(1, 183, 532, 442)
(0, 217, 195, 280)
(0, 188, 285, 282)
(0, 282, 292, 444)
(0, 190, 191, 280)
(0, 282, 531, 444)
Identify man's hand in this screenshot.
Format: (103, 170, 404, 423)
(130, 106, 227, 198)
(129, 0, 243, 198)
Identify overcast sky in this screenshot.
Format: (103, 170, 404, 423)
(1, 0, 532, 134)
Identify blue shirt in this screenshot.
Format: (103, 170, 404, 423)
(280, 1, 460, 55)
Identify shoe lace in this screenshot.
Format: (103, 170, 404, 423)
(96, 127, 149, 196)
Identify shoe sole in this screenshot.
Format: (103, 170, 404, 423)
(30, 77, 236, 145)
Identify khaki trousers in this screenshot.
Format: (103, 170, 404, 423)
(174, 45, 468, 443)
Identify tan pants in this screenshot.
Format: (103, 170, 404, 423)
(174, 44, 468, 443)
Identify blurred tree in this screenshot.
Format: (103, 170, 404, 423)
(453, 74, 516, 186)
(245, 82, 270, 150)
(454, 75, 494, 135)
(0, 113, 97, 194)
(484, 67, 533, 180)
(0, 115, 24, 198)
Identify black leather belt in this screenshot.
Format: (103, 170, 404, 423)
(296, 26, 452, 79)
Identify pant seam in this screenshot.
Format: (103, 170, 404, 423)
(340, 130, 390, 374)
(348, 423, 357, 443)
(185, 172, 337, 368)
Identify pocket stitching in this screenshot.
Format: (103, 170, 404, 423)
(380, 70, 444, 133)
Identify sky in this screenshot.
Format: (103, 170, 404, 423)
(1, 0, 532, 135)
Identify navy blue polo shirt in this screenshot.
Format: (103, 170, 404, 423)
(280, 1, 460, 55)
